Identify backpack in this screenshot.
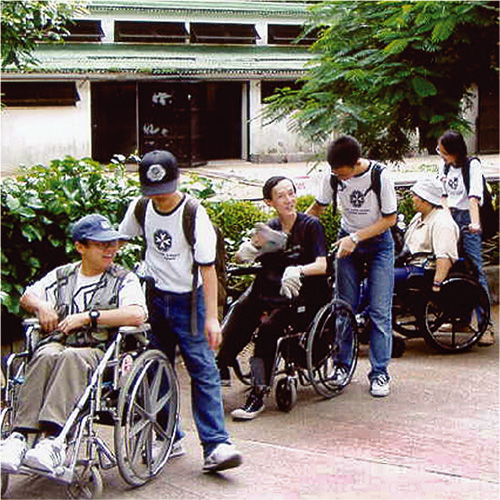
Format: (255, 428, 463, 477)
(444, 157, 498, 240)
(133, 196, 228, 330)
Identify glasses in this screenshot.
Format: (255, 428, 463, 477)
(436, 146, 448, 156)
(89, 240, 119, 250)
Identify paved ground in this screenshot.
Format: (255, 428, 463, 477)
(181, 154, 500, 201)
(5, 307, 498, 500)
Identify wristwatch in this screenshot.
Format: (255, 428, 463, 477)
(349, 233, 360, 245)
(89, 308, 100, 329)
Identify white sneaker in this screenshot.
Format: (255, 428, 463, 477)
(23, 437, 66, 473)
(203, 443, 242, 473)
(0, 432, 27, 473)
(170, 440, 185, 459)
(370, 374, 390, 398)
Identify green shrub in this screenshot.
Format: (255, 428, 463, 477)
(1, 156, 141, 315)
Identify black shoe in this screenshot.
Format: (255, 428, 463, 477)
(231, 389, 265, 420)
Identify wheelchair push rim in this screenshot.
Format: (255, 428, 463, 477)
(114, 349, 179, 487)
(306, 299, 358, 399)
(423, 276, 490, 352)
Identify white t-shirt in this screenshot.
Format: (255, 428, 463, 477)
(25, 266, 147, 315)
(119, 195, 216, 293)
(438, 158, 483, 210)
(315, 162, 397, 233)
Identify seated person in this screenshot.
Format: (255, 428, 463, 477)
(396, 177, 460, 292)
(0, 214, 147, 474)
(218, 176, 328, 421)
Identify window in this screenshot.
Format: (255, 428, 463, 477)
(115, 21, 188, 43)
(1, 82, 80, 106)
(261, 81, 302, 102)
(190, 23, 259, 44)
(268, 24, 318, 45)
(62, 20, 104, 42)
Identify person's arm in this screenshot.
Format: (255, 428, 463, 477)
(468, 197, 481, 233)
(432, 257, 453, 292)
(20, 292, 59, 332)
(336, 214, 397, 259)
(200, 264, 221, 350)
(301, 255, 327, 276)
(306, 201, 327, 218)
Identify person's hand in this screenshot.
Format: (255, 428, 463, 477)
(280, 266, 303, 299)
(205, 317, 222, 350)
(468, 222, 481, 234)
(251, 223, 288, 253)
(336, 236, 357, 259)
(36, 302, 60, 332)
(57, 313, 88, 335)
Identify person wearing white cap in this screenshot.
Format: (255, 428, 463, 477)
(397, 178, 460, 290)
(0, 214, 147, 475)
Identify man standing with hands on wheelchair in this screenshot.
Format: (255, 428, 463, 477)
(223, 176, 329, 420)
(0, 214, 147, 474)
(308, 135, 397, 397)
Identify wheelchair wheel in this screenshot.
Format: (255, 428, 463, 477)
(114, 349, 179, 487)
(0, 407, 13, 440)
(423, 276, 490, 353)
(233, 340, 254, 386)
(275, 376, 297, 412)
(306, 299, 358, 398)
(66, 461, 103, 499)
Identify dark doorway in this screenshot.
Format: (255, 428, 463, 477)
(91, 82, 136, 163)
(205, 82, 242, 160)
(477, 83, 499, 153)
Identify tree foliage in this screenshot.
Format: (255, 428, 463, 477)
(1, 0, 87, 69)
(264, 1, 499, 161)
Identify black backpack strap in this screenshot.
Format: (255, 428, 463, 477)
(133, 196, 150, 233)
(369, 162, 384, 209)
(182, 197, 201, 335)
(329, 174, 339, 213)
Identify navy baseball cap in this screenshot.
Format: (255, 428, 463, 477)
(139, 150, 179, 196)
(71, 214, 129, 242)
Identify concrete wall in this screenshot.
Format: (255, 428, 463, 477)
(1, 80, 91, 174)
(247, 79, 322, 163)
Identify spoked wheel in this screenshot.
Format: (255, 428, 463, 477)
(66, 461, 103, 499)
(423, 276, 490, 353)
(275, 376, 297, 412)
(114, 350, 179, 487)
(306, 299, 358, 398)
(233, 340, 254, 386)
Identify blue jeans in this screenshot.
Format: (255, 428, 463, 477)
(150, 287, 229, 457)
(335, 230, 394, 381)
(450, 208, 491, 303)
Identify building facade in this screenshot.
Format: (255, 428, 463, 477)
(2, 0, 325, 171)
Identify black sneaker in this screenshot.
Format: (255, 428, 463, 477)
(231, 389, 264, 420)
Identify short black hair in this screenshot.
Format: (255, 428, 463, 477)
(438, 130, 468, 167)
(262, 176, 296, 200)
(327, 135, 361, 169)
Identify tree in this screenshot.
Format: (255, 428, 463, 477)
(264, 1, 499, 161)
(1, 0, 87, 69)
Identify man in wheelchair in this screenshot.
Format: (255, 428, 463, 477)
(0, 214, 147, 475)
(395, 177, 460, 291)
(218, 176, 329, 420)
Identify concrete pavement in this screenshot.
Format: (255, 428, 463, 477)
(6, 307, 498, 500)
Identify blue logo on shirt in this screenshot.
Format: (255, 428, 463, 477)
(154, 229, 172, 253)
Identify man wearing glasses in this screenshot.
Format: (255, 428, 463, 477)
(0, 214, 147, 475)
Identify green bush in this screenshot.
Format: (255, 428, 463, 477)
(1, 156, 141, 315)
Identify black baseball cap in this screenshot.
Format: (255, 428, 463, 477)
(139, 150, 179, 196)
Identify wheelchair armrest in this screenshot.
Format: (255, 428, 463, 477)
(22, 318, 40, 327)
(227, 265, 261, 277)
(118, 323, 151, 345)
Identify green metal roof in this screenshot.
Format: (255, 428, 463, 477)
(2, 43, 313, 79)
(88, 0, 312, 17)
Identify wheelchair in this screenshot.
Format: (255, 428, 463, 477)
(1, 319, 179, 499)
(223, 266, 359, 413)
(391, 254, 491, 353)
